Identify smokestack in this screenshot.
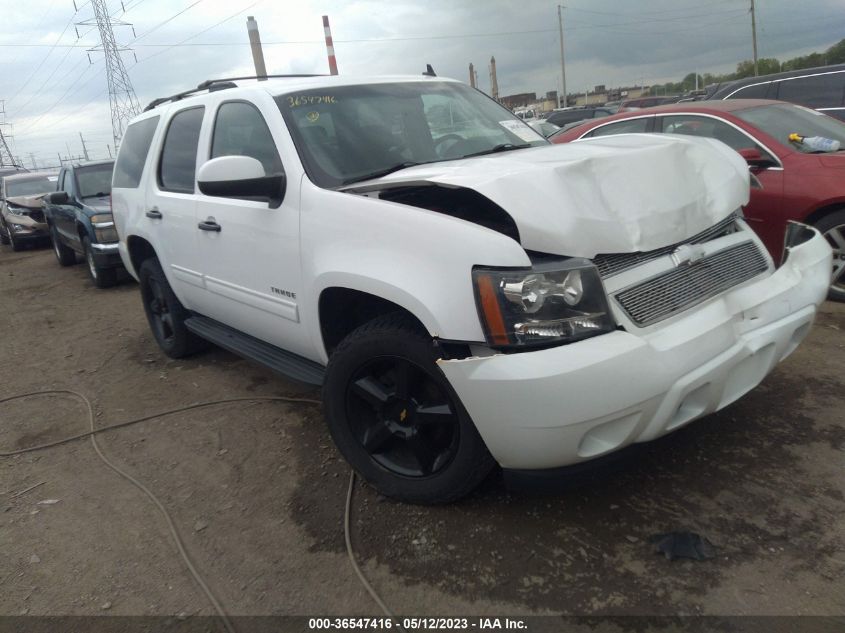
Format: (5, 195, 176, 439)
(246, 16, 268, 80)
(489, 56, 499, 101)
(322, 15, 339, 75)
(469, 62, 476, 88)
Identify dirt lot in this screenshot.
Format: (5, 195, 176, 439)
(1, 244, 844, 623)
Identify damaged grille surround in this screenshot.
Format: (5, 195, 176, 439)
(614, 241, 770, 326)
(592, 213, 740, 279)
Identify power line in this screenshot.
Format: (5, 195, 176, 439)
(122, 0, 151, 13)
(566, 0, 738, 17)
(19, 88, 109, 143)
(3, 0, 60, 73)
(4, 7, 80, 108)
(132, 0, 207, 41)
(131, 0, 264, 66)
(15, 61, 102, 136)
(2, 9, 842, 50)
(8, 30, 95, 118)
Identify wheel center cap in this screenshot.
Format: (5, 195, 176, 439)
(385, 399, 414, 426)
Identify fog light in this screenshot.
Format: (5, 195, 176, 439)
(95, 227, 118, 242)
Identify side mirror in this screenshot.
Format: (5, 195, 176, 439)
(197, 156, 286, 209)
(47, 191, 69, 205)
(738, 147, 774, 167)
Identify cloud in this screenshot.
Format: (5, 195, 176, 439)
(2, 0, 844, 164)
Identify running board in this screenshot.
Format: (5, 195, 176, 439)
(185, 316, 325, 386)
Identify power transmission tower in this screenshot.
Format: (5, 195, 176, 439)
(0, 100, 18, 168)
(77, 0, 140, 149)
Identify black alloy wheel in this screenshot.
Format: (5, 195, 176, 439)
(347, 356, 460, 477)
(138, 257, 207, 358)
(323, 313, 495, 504)
(147, 274, 176, 346)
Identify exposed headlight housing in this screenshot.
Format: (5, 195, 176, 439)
(781, 220, 817, 266)
(473, 259, 616, 348)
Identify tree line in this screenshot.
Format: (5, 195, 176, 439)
(648, 38, 845, 96)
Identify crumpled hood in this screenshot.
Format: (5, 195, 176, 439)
(5, 194, 47, 211)
(352, 134, 750, 257)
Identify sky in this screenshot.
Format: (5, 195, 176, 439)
(1, 0, 843, 166)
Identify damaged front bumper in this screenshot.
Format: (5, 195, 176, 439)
(438, 227, 832, 472)
(3, 213, 48, 240)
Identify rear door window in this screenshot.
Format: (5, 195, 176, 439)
(114, 116, 159, 188)
(775, 73, 845, 108)
(586, 118, 650, 137)
(159, 107, 204, 194)
(731, 82, 773, 99)
(659, 115, 760, 151)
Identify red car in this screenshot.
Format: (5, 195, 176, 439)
(552, 99, 845, 300)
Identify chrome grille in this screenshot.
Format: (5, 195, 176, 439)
(615, 241, 769, 326)
(593, 213, 739, 279)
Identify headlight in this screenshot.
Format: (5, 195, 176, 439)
(90, 214, 113, 224)
(473, 259, 615, 348)
(6, 205, 25, 216)
(95, 227, 118, 242)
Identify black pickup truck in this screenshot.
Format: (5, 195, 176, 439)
(43, 160, 123, 288)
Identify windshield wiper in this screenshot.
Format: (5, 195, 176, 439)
(341, 162, 421, 186)
(460, 143, 531, 159)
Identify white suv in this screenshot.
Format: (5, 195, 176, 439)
(112, 74, 832, 503)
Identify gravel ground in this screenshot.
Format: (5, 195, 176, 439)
(1, 244, 843, 624)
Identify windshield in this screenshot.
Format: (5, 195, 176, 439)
(76, 163, 114, 198)
(735, 103, 845, 153)
(276, 81, 547, 187)
(5, 176, 57, 198)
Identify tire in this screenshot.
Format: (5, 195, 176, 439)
(9, 227, 23, 252)
(0, 221, 9, 245)
(138, 257, 207, 358)
(323, 313, 495, 504)
(83, 236, 117, 288)
(51, 226, 76, 266)
(814, 209, 845, 302)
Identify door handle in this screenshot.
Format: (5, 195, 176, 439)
(197, 219, 221, 232)
(146, 208, 163, 219)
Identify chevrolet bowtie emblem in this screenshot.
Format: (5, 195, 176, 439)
(671, 244, 707, 267)
(400, 409, 407, 422)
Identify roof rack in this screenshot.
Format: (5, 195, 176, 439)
(143, 74, 328, 112)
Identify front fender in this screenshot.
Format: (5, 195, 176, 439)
(76, 215, 96, 242)
(300, 181, 531, 363)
